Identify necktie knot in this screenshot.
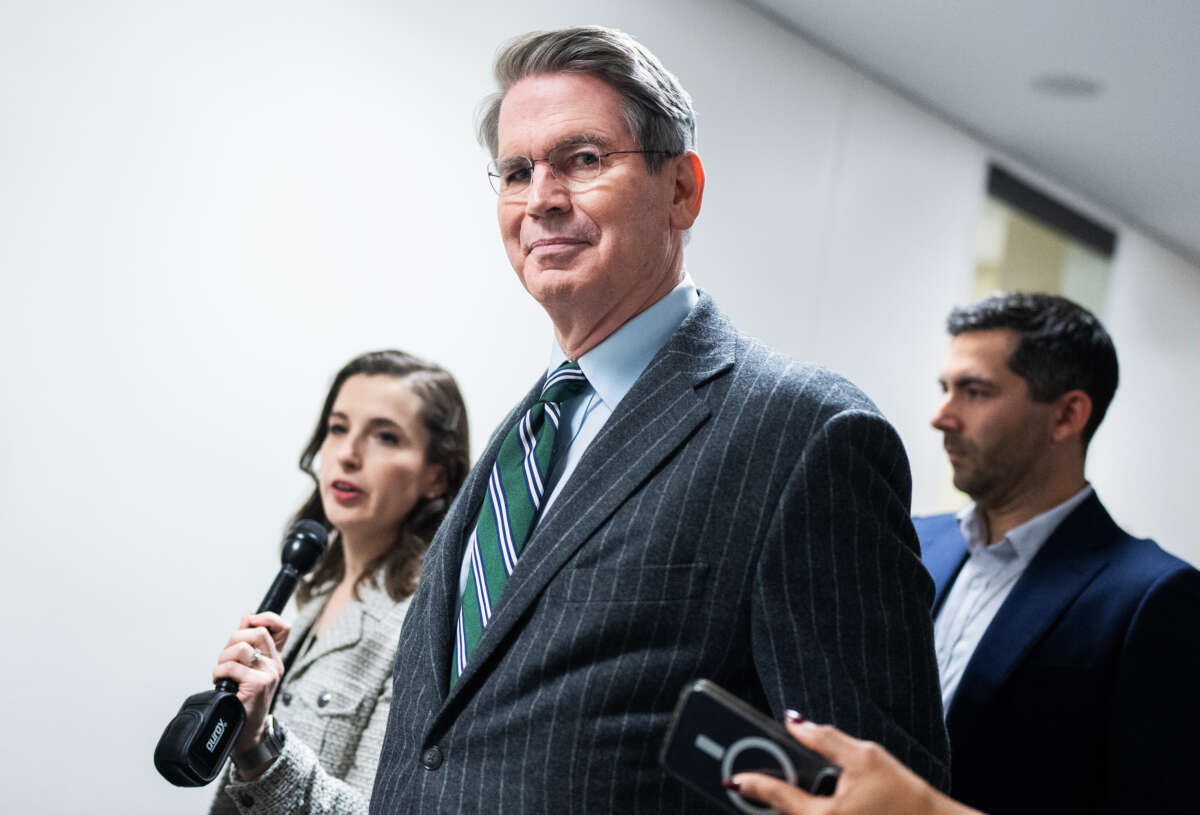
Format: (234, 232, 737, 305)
(540, 361, 589, 405)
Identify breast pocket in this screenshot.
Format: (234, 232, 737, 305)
(547, 563, 709, 604)
(286, 679, 371, 777)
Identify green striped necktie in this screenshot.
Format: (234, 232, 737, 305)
(451, 361, 589, 685)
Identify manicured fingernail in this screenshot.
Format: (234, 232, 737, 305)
(785, 709, 804, 723)
(722, 778, 741, 791)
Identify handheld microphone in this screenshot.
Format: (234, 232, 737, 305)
(154, 519, 328, 787)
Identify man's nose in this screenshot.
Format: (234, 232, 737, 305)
(930, 395, 958, 432)
(525, 162, 571, 216)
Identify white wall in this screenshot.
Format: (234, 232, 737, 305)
(1, 1, 1196, 812)
(1090, 233, 1200, 552)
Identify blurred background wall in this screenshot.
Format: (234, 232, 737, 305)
(1, 1, 1196, 811)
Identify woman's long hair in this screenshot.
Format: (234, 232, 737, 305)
(291, 350, 470, 605)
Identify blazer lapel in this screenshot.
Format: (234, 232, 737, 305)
(947, 495, 1120, 726)
(924, 525, 968, 614)
(276, 597, 323, 682)
(288, 594, 365, 678)
(433, 295, 736, 717)
(423, 389, 540, 701)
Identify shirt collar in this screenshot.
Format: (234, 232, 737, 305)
(957, 484, 1095, 565)
(547, 275, 699, 410)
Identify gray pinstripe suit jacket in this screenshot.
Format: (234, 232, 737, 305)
(369, 294, 949, 813)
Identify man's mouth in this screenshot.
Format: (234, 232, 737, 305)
(943, 445, 969, 466)
(942, 435, 969, 459)
(526, 236, 588, 254)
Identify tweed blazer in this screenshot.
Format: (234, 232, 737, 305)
(210, 581, 411, 815)
(917, 494, 1200, 815)
(370, 294, 949, 814)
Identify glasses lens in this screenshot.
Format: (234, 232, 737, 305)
(488, 157, 534, 196)
(551, 145, 603, 185)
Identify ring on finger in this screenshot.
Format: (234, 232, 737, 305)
(249, 647, 263, 666)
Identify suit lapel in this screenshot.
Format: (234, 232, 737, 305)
(422, 389, 541, 701)
(432, 295, 736, 719)
(947, 495, 1120, 725)
(288, 593, 365, 678)
(920, 517, 969, 614)
(277, 596, 323, 682)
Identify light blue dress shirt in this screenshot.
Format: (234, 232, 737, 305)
(933, 484, 1094, 710)
(457, 278, 699, 597)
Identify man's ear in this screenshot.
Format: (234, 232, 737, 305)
(1051, 389, 1093, 443)
(668, 151, 704, 231)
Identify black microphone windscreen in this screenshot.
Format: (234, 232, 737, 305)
(280, 519, 328, 573)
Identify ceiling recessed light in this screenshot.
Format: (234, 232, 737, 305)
(1031, 74, 1102, 98)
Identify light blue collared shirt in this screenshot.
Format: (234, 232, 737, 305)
(934, 484, 1094, 710)
(540, 277, 699, 513)
(457, 277, 699, 597)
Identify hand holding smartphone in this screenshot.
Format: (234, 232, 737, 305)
(659, 680, 840, 814)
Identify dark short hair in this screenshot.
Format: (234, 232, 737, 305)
(293, 350, 470, 605)
(477, 25, 696, 173)
(947, 292, 1118, 447)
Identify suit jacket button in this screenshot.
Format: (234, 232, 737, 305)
(316, 692, 331, 708)
(421, 746, 443, 770)
(281, 692, 292, 706)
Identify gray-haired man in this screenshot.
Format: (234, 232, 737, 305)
(370, 26, 948, 813)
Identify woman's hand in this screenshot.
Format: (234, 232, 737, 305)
(211, 612, 291, 755)
(729, 716, 984, 815)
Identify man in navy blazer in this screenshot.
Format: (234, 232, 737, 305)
(916, 292, 1200, 815)
(369, 26, 948, 814)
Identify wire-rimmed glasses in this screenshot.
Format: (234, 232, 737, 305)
(487, 143, 671, 197)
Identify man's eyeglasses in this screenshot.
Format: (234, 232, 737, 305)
(487, 144, 671, 197)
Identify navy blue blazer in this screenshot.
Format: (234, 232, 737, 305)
(916, 494, 1200, 815)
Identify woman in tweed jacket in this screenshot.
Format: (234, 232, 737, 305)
(209, 350, 470, 815)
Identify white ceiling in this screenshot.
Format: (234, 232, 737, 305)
(745, 0, 1200, 265)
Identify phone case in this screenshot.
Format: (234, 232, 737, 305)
(659, 679, 840, 814)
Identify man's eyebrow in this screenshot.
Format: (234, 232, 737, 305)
(497, 133, 615, 161)
(551, 133, 614, 151)
(940, 375, 996, 389)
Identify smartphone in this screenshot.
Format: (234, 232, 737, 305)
(659, 680, 840, 814)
